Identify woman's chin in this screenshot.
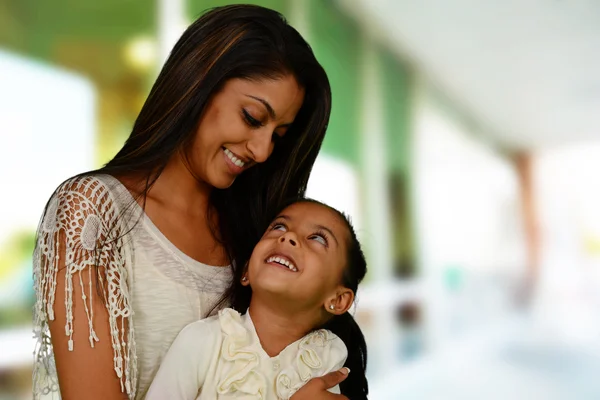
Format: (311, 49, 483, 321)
(213, 179, 236, 189)
(206, 172, 237, 189)
(210, 165, 253, 189)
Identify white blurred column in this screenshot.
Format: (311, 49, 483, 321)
(359, 32, 397, 372)
(157, 0, 187, 66)
(360, 35, 394, 284)
(289, 0, 311, 42)
(0, 50, 95, 245)
(411, 86, 450, 354)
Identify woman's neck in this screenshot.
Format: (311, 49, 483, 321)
(148, 152, 212, 215)
(248, 300, 321, 357)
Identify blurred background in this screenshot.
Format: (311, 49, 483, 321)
(1, 0, 600, 398)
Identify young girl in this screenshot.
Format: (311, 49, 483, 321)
(145, 199, 368, 400)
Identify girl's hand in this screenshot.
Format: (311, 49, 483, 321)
(290, 368, 350, 399)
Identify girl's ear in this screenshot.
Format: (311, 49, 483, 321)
(241, 262, 250, 286)
(241, 274, 250, 286)
(323, 287, 354, 315)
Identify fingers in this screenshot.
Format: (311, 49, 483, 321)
(318, 367, 350, 389)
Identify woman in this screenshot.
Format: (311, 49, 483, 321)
(33, 5, 348, 400)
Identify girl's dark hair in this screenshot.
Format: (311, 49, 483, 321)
(232, 198, 368, 400)
(64, 5, 330, 301)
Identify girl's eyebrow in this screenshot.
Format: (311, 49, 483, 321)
(275, 214, 339, 246)
(313, 224, 339, 246)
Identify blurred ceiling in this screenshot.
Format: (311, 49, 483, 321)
(339, 0, 600, 150)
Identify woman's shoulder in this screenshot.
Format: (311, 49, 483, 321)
(50, 173, 130, 207)
(42, 173, 135, 230)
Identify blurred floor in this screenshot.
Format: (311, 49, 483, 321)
(370, 295, 600, 400)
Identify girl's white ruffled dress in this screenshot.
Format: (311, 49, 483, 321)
(145, 308, 348, 400)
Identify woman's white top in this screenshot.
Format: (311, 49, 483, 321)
(32, 174, 233, 399)
(145, 308, 348, 400)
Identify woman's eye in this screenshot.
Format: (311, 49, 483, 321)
(243, 109, 263, 128)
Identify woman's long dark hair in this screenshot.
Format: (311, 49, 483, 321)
(63, 5, 330, 300)
(232, 199, 369, 400)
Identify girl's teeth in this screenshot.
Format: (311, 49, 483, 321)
(267, 256, 297, 272)
(224, 148, 246, 167)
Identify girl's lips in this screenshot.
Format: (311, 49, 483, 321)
(264, 252, 299, 272)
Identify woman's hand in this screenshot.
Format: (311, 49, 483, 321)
(291, 368, 350, 399)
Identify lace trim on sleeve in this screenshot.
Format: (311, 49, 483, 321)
(32, 175, 137, 399)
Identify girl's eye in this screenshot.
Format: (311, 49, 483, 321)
(272, 223, 286, 232)
(242, 109, 263, 128)
(309, 233, 328, 247)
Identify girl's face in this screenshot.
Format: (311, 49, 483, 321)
(245, 202, 353, 312)
(185, 75, 305, 189)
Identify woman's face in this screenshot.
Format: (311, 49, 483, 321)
(187, 75, 305, 189)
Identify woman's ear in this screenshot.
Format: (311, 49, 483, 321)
(324, 287, 354, 315)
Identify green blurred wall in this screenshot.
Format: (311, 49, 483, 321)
(307, 0, 362, 164)
(189, 0, 288, 17)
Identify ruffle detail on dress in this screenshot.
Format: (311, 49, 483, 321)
(216, 309, 266, 399)
(275, 329, 341, 400)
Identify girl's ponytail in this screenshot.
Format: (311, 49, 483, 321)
(322, 312, 368, 399)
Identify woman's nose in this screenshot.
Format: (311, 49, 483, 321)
(246, 130, 274, 163)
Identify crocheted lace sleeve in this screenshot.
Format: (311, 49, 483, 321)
(32, 175, 137, 399)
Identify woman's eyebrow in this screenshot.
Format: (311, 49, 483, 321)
(245, 94, 276, 119)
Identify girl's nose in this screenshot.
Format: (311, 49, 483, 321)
(279, 234, 297, 246)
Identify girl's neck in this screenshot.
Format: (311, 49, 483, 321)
(248, 300, 321, 357)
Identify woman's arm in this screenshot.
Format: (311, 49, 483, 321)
(34, 177, 135, 400)
(49, 248, 129, 399)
